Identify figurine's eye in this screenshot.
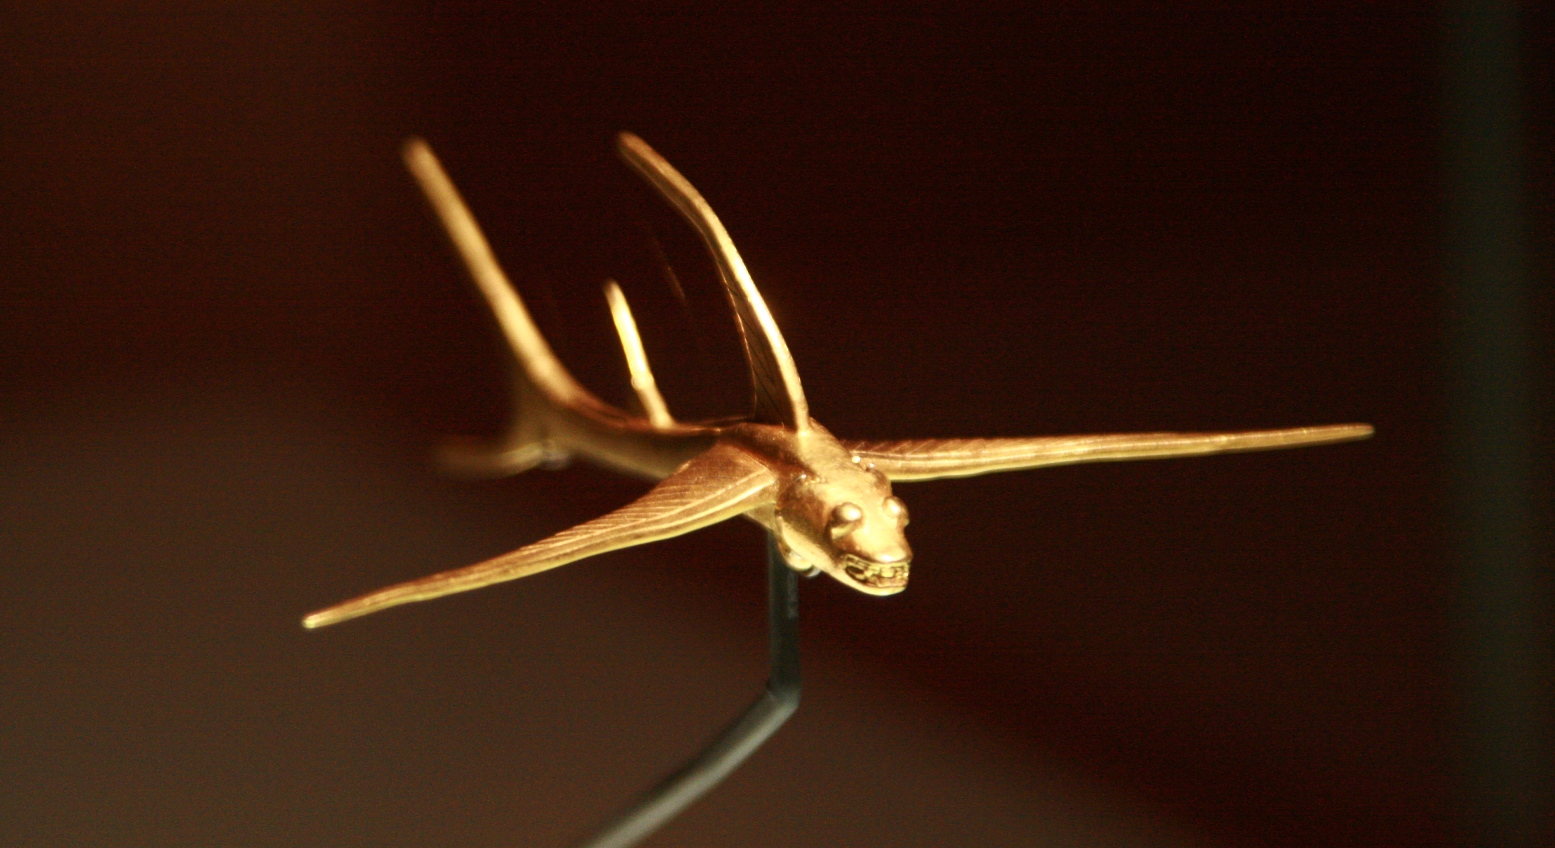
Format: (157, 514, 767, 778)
(884, 496, 909, 525)
(829, 502, 863, 537)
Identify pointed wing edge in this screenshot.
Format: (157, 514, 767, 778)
(847, 423, 1374, 482)
(303, 443, 776, 628)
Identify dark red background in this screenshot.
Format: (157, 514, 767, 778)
(1, 6, 1547, 847)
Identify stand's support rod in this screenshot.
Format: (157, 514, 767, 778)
(574, 536, 800, 848)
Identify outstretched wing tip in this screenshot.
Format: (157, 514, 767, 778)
(303, 595, 393, 629)
(1288, 421, 1375, 445)
(302, 602, 390, 630)
(305, 577, 438, 628)
(301, 443, 775, 628)
(851, 421, 1378, 482)
(301, 608, 346, 630)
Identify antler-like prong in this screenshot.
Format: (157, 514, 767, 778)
(604, 280, 675, 429)
(616, 133, 810, 431)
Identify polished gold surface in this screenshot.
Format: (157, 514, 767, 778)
(304, 444, 774, 628)
(604, 280, 676, 429)
(303, 135, 1373, 628)
(846, 426, 1377, 481)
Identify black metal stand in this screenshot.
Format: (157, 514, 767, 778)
(573, 535, 800, 848)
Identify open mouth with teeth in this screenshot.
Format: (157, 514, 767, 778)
(841, 556, 910, 590)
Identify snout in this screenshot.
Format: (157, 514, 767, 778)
(841, 554, 911, 593)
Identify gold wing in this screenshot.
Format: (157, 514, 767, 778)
(303, 443, 776, 628)
(847, 424, 1374, 482)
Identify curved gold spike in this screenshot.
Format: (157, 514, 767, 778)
(403, 137, 600, 411)
(604, 280, 675, 429)
(616, 133, 810, 431)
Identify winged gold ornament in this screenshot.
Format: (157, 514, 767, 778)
(303, 134, 1372, 629)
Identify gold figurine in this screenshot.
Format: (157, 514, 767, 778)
(303, 134, 1371, 629)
